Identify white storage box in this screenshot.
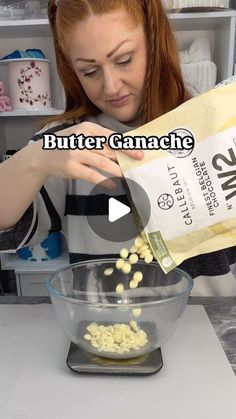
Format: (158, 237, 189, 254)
(1, 58, 52, 110)
(164, 0, 229, 9)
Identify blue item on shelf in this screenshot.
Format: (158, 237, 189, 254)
(17, 232, 62, 262)
(1, 49, 45, 61)
(25, 49, 45, 59)
(1, 50, 29, 60)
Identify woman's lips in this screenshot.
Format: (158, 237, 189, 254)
(108, 95, 130, 107)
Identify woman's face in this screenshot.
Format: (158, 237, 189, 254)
(69, 9, 147, 125)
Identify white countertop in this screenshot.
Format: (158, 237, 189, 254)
(0, 304, 235, 419)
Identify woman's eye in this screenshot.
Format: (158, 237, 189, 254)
(84, 70, 98, 78)
(117, 57, 132, 66)
(82, 57, 132, 77)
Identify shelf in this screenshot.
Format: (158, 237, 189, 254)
(169, 9, 236, 19)
(0, 250, 69, 273)
(0, 109, 64, 117)
(0, 18, 48, 26)
(169, 9, 236, 30)
(0, 10, 236, 36)
(0, 19, 50, 38)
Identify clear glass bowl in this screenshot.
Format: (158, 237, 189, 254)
(46, 259, 193, 359)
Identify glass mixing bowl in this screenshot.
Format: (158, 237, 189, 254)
(46, 259, 193, 359)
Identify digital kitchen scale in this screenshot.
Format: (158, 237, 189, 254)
(66, 343, 163, 376)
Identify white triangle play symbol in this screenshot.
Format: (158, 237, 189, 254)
(108, 198, 131, 223)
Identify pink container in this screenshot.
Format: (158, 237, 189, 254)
(6, 58, 52, 110)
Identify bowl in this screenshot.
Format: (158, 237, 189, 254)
(46, 259, 193, 359)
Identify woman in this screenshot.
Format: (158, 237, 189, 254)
(0, 0, 235, 296)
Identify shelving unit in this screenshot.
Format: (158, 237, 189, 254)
(1, 252, 69, 296)
(0, 235, 69, 296)
(0, 109, 63, 117)
(0, 18, 50, 37)
(169, 10, 236, 82)
(0, 18, 64, 156)
(0, 9, 236, 295)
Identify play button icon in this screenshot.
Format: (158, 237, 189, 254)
(86, 177, 151, 242)
(109, 198, 131, 222)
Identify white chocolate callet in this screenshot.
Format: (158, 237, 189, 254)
(113, 332, 123, 343)
(84, 334, 92, 340)
(121, 262, 131, 274)
(107, 325, 114, 333)
(91, 342, 99, 348)
(87, 322, 98, 332)
(130, 320, 140, 332)
(103, 267, 114, 276)
(129, 253, 138, 265)
(116, 258, 125, 269)
(84, 321, 148, 354)
(130, 244, 138, 253)
(129, 279, 139, 289)
(144, 254, 153, 263)
(132, 308, 142, 317)
(120, 248, 129, 259)
(135, 237, 144, 247)
(116, 283, 124, 294)
(133, 271, 143, 283)
(139, 244, 149, 252)
(140, 249, 151, 259)
(137, 330, 147, 339)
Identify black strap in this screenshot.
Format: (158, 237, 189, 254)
(40, 187, 62, 231)
(65, 194, 130, 216)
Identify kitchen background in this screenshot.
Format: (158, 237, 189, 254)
(1, 0, 236, 296)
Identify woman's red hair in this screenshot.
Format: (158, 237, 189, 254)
(47, 0, 190, 124)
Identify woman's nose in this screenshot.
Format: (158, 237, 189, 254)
(103, 70, 123, 96)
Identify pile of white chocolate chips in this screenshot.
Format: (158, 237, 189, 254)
(84, 234, 154, 355)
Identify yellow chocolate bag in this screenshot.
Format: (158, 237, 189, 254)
(116, 78, 236, 273)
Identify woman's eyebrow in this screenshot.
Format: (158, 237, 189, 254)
(75, 39, 131, 63)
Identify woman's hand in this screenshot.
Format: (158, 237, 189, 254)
(35, 121, 144, 186)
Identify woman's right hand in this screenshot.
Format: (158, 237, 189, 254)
(34, 121, 144, 186)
